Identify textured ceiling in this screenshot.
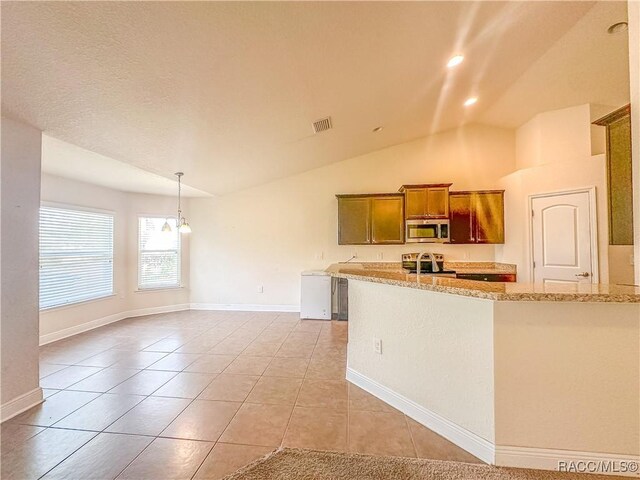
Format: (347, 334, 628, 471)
(42, 135, 211, 198)
(2, 1, 624, 195)
(482, 1, 630, 127)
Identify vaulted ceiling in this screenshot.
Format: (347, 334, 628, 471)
(1, 1, 630, 195)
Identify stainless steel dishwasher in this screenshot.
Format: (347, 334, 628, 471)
(331, 277, 348, 321)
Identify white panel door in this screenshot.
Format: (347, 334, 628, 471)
(532, 191, 595, 284)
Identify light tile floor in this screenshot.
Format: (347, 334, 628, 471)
(1, 310, 481, 479)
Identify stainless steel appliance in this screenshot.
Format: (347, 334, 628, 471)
(401, 253, 456, 275)
(331, 277, 348, 321)
(405, 219, 450, 243)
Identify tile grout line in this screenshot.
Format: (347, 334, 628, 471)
(190, 315, 292, 479)
(191, 311, 287, 480)
(31, 317, 237, 480)
(280, 322, 324, 450)
(213, 315, 294, 448)
(35, 429, 99, 479)
(38, 312, 249, 479)
(23, 313, 352, 479)
(403, 411, 419, 458)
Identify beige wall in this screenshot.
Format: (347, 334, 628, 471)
(494, 301, 640, 456)
(39, 174, 190, 341)
(497, 104, 610, 283)
(514, 105, 592, 170)
(345, 279, 639, 463)
(1, 117, 42, 407)
(608, 245, 635, 285)
(190, 124, 516, 308)
(347, 280, 496, 443)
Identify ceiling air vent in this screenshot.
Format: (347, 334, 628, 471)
(312, 116, 333, 134)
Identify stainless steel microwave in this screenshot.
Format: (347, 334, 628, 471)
(405, 219, 450, 243)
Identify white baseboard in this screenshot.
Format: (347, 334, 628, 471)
(190, 303, 300, 312)
(346, 367, 496, 464)
(127, 303, 190, 318)
(496, 446, 640, 478)
(39, 303, 190, 345)
(1, 387, 43, 423)
(346, 367, 638, 477)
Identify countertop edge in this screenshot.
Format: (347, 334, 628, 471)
(327, 271, 640, 304)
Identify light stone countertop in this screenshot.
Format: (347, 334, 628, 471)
(444, 261, 516, 275)
(326, 263, 640, 303)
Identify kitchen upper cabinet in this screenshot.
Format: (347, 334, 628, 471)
(593, 105, 633, 245)
(475, 191, 504, 243)
(336, 194, 404, 245)
(371, 196, 405, 244)
(399, 184, 451, 219)
(450, 192, 474, 243)
(449, 190, 504, 244)
(337, 196, 371, 245)
(404, 188, 427, 218)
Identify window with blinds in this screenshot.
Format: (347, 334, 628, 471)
(138, 217, 181, 289)
(39, 206, 114, 310)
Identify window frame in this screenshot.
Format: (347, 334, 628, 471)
(39, 202, 116, 311)
(137, 214, 182, 291)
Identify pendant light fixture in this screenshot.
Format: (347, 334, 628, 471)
(175, 172, 191, 233)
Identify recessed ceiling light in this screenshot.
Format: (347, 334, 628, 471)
(447, 55, 464, 68)
(607, 22, 628, 34)
(464, 97, 478, 107)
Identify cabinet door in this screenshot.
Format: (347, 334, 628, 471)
(449, 193, 474, 244)
(371, 196, 404, 244)
(475, 192, 504, 244)
(426, 187, 449, 218)
(404, 188, 427, 218)
(608, 115, 633, 245)
(338, 197, 371, 245)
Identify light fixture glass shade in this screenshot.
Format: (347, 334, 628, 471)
(179, 218, 192, 233)
(161, 219, 172, 232)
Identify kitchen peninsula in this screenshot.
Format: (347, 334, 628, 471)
(327, 263, 640, 471)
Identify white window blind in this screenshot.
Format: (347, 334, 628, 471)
(138, 217, 181, 289)
(39, 206, 114, 310)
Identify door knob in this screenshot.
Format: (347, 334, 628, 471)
(574, 272, 590, 277)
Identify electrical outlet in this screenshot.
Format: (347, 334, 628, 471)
(315, 252, 324, 260)
(257, 285, 264, 293)
(376, 252, 384, 260)
(630, 254, 635, 266)
(352, 251, 358, 259)
(373, 337, 382, 354)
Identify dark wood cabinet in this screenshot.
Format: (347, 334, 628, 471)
(593, 105, 633, 245)
(337, 196, 371, 245)
(371, 196, 405, 244)
(450, 192, 474, 243)
(399, 184, 451, 219)
(449, 190, 504, 244)
(336, 194, 404, 245)
(475, 191, 505, 243)
(456, 273, 516, 282)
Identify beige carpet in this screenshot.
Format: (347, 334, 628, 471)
(222, 448, 626, 480)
